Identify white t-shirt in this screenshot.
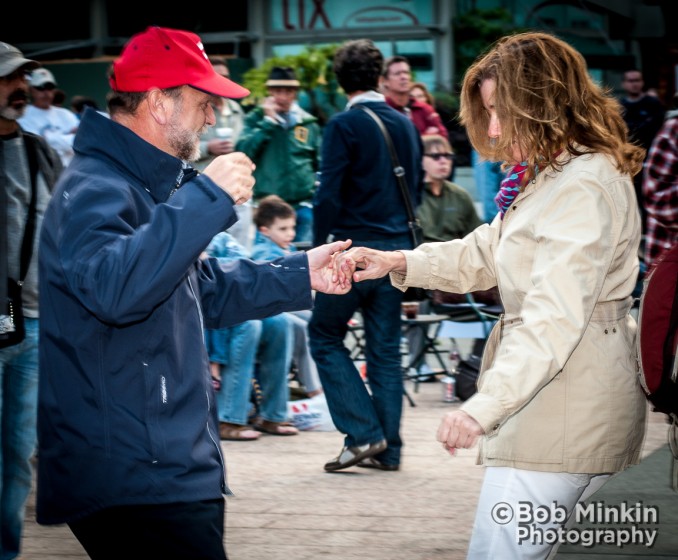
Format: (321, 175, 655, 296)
(19, 105, 80, 166)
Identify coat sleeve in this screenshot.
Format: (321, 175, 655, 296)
(390, 220, 500, 293)
(199, 252, 313, 329)
(54, 172, 238, 324)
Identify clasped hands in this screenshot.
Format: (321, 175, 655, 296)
(308, 244, 404, 296)
(331, 246, 407, 284)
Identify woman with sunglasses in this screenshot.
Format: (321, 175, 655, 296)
(335, 31, 647, 558)
(418, 134, 482, 243)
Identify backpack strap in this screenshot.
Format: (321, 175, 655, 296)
(19, 135, 39, 282)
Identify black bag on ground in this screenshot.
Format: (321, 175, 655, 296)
(456, 354, 481, 401)
(0, 279, 25, 348)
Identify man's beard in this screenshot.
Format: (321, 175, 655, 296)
(1, 89, 28, 121)
(167, 106, 201, 162)
(0, 105, 25, 121)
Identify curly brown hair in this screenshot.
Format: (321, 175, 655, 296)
(460, 31, 645, 182)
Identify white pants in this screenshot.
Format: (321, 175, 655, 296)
(467, 466, 610, 559)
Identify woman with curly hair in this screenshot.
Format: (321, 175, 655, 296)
(336, 31, 647, 558)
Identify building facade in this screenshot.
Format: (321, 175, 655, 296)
(3, 0, 675, 112)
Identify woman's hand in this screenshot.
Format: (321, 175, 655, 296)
(436, 410, 485, 456)
(334, 247, 408, 284)
(306, 240, 353, 294)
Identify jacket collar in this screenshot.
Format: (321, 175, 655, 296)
(74, 109, 187, 203)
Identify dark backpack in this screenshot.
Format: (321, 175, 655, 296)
(637, 243, 678, 421)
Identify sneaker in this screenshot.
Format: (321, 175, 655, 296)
(324, 439, 387, 472)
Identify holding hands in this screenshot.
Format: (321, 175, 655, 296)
(333, 247, 408, 284)
(307, 240, 355, 295)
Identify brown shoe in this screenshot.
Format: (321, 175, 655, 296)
(357, 456, 400, 471)
(219, 422, 261, 441)
(324, 439, 387, 472)
(253, 418, 299, 436)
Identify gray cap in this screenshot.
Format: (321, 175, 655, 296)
(0, 42, 40, 77)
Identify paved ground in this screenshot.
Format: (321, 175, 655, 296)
(17, 376, 674, 560)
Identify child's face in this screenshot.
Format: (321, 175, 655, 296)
(261, 217, 297, 249)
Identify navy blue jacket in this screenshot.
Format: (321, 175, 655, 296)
(312, 100, 423, 246)
(37, 109, 313, 524)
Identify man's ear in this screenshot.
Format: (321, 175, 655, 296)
(259, 226, 271, 237)
(146, 88, 171, 125)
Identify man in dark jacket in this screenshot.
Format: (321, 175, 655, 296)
(37, 26, 351, 560)
(310, 39, 423, 472)
(0, 42, 62, 560)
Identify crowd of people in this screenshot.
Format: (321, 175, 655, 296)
(1, 22, 675, 560)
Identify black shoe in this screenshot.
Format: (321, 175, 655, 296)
(357, 457, 400, 471)
(324, 439, 387, 472)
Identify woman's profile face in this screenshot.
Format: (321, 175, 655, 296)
(480, 78, 523, 164)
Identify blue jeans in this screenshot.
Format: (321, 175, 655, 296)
(256, 315, 293, 422)
(293, 202, 313, 245)
(309, 237, 408, 466)
(287, 311, 322, 394)
(0, 318, 38, 560)
(207, 315, 293, 425)
(208, 321, 261, 425)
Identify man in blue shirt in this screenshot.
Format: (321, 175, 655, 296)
(310, 38, 423, 472)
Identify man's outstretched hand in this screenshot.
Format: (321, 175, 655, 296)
(307, 240, 354, 294)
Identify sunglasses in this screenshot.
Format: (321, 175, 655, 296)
(33, 84, 55, 92)
(424, 153, 454, 161)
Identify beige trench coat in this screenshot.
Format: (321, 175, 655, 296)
(392, 152, 647, 473)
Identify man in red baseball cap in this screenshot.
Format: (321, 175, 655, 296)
(109, 26, 250, 99)
(35, 26, 352, 560)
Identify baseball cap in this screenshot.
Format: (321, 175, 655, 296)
(0, 42, 40, 77)
(28, 68, 57, 88)
(110, 26, 250, 99)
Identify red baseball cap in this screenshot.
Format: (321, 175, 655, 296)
(109, 26, 250, 99)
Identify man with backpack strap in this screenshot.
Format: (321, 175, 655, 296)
(0, 42, 62, 560)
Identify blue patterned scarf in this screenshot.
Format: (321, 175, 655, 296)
(494, 161, 528, 219)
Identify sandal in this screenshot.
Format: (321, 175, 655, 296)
(253, 418, 299, 436)
(219, 422, 261, 441)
